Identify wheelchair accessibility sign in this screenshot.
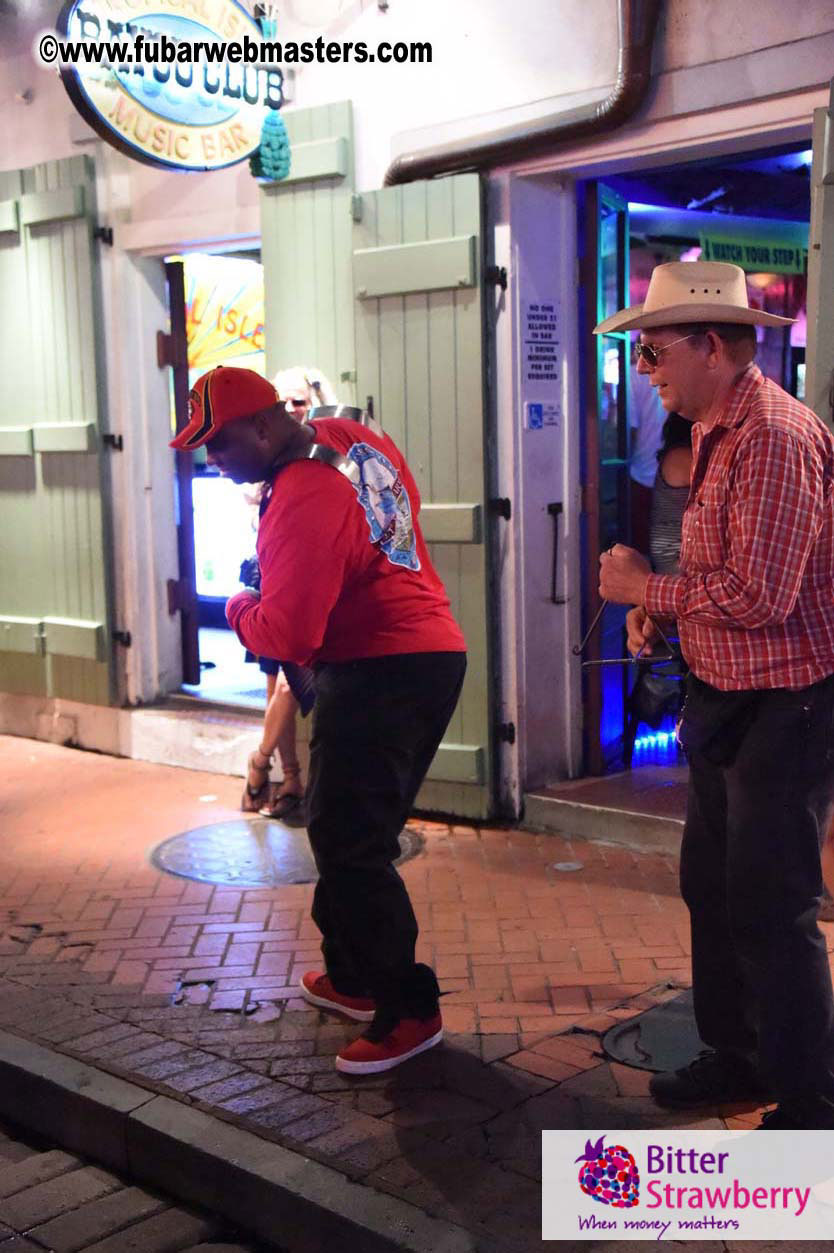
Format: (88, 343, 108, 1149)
(525, 402, 561, 430)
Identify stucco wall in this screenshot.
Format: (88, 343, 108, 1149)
(660, 0, 834, 68)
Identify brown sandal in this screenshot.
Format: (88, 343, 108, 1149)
(260, 764, 305, 821)
(242, 747, 272, 812)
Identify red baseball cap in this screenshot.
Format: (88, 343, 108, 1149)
(170, 366, 279, 451)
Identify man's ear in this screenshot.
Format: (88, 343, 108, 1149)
(252, 409, 274, 442)
(704, 330, 723, 369)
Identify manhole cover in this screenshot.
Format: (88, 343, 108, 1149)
(151, 818, 423, 887)
(602, 989, 702, 1072)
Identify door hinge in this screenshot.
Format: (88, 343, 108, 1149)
(490, 497, 511, 521)
(102, 433, 123, 451)
(167, 578, 196, 615)
(112, 630, 132, 648)
(498, 721, 516, 745)
(156, 330, 187, 370)
(350, 194, 363, 222)
(94, 225, 113, 246)
(485, 265, 508, 290)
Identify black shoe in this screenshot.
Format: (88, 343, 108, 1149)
(649, 1049, 769, 1109)
(759, 1095, 834, 1129)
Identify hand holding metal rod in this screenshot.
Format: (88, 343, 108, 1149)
(578, 612, 678, 666)
(573, 544, 677, 663)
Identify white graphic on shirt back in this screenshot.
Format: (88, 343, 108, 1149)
(346, 443, 420, 571)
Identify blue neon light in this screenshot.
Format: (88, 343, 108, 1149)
(632, 716, 680, 760)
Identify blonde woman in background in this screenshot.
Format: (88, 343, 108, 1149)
(273, 366, 338, 425)
(242, 367, 339, 819)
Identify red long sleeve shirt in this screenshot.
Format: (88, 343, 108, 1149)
(644, 365, 834, 690)
(226, 418, 466, 664)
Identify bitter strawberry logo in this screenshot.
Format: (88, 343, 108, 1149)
(576, 1136, 640, 1208)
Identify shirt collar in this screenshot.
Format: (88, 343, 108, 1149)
(712, 362, 763, 430)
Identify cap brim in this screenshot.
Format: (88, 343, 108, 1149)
(170, 422, 208, 451)
(594, 302, 795, 333)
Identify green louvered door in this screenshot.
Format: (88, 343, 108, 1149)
(353, 174, 493, 819)
(0, 155, 113, 705)
(259, 101, 356, 395)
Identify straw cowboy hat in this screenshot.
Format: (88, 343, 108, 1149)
(594, 261, 795, 334)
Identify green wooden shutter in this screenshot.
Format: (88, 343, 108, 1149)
(0, 155, 113, 705)
(352, 174, 493, 819)
(259, 102, 356, 398)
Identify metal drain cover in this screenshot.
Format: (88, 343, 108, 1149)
(151, 818, 423, 888)
(602, 989, 702, 1072)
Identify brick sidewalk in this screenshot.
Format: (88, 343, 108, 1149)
(3, 735, 831, 1251)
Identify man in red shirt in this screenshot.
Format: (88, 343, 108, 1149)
(597, 262, 834, 1129)
(171, 367, 466, 1074)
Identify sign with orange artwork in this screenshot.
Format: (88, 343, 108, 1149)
(184, 253, 265, 373)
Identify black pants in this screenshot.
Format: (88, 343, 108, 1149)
(306, 651, 466, 1018)
(680, 672, 834, 1101)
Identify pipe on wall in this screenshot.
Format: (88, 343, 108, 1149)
(384, 0, 662, 186)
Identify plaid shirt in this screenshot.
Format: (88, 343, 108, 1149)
(644, 364, 834, 691)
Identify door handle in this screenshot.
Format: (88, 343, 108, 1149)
(547, 502, 566, 604)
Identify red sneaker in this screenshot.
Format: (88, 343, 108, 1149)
(299, 971, 376, 1022)
(336, 1013, 443, 1075)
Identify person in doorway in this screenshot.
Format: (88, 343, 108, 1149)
(597, 260, 834, 1130)
(242, 368, 339, 820)
(170, 365, 466, 1075)
(624, 412, 693, 752)
(649, 411, 692, 576)
(629, 361, 667, 556)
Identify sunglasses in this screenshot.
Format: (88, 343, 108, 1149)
(635, 333, 699, 369)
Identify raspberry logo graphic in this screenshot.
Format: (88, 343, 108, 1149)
(576, 1135, 640, 1208)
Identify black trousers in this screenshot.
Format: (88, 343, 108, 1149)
(306, 651, 466, 1018)
(680, 672, 834, 1101)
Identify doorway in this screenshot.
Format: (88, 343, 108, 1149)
(579, 141, 813, 776)
(167, 249, 269, 709)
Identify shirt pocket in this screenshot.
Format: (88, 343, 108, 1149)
(685, 482, 728, 571)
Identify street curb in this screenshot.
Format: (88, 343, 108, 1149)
(0, 1029, 478, 1253)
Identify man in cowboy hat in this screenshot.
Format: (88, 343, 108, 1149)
(597, 261, 834, 1129)
(170, 366, 467, 1075)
